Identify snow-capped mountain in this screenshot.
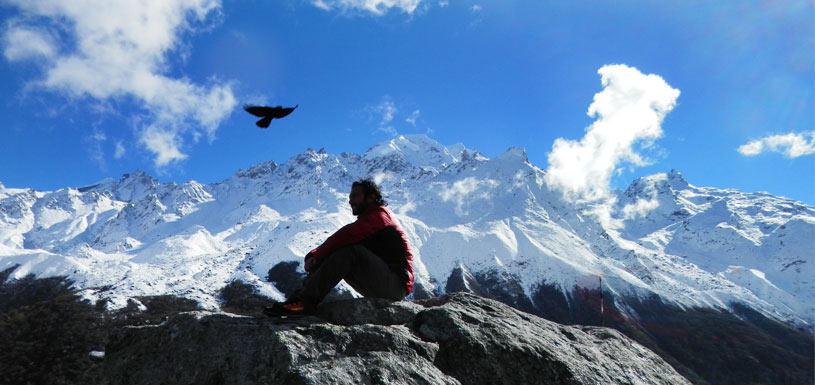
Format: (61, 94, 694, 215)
(0, 134, 812, 327)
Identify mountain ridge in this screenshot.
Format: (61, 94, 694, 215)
(0, 134, 812, 329)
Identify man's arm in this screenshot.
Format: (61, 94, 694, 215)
(304, 251, 318, 272)
(308, 208, 389, 266)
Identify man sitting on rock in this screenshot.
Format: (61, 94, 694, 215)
(264, 178, 414, 316)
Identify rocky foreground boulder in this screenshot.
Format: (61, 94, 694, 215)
(100, 292, 690, 385)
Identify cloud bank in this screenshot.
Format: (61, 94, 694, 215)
(737, 131, 815, 158)
(311, 0, 421, 15)
(2, 0, 237, 167)
(545, 64, 680, 201)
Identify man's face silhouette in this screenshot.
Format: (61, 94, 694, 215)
(349, 185, 373, 216)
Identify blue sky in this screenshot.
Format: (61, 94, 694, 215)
(1, 0, 813, 204)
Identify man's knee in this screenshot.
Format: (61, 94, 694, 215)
(324, 245, 359, 265)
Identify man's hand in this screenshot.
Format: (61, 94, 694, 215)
(304, 252, 317, 273)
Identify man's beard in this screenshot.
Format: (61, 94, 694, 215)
(352, 202, 368, 216)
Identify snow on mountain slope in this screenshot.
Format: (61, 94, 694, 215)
(617, 170, 815, 323)
(0, 134, 812, 327)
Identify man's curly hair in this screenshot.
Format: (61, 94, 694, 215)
(352, 178, 388, 206)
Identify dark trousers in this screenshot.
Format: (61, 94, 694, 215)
(297, 244, 407, 306)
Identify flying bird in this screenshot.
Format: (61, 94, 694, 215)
(243, 104, 298, 128)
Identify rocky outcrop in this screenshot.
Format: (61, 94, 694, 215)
(100, 293, 690, 385)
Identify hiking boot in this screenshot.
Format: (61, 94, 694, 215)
(263, 300, 314, 317)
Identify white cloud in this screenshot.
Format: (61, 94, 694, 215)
(438, 177, 498, 216)
(622, 197, 660, 220)
(2, 25, 56, 61)
(311, 0, 333, 11)
(367, 96, 399, 136)
(140, 126, 187, 166)
(379, 125, 398, 136)
(114, 141, 126, 159)
(2, 0, 237, 167)
(737, 131, 815, 158)
(467, 3, 483, 28)
(405, 109, 420, 126)
(87, 129, 107, 170)
(618, 173, 669, 224)
(378, 99, 397, 125)
(91, 130, 106, 142)
(311, 0, 421, 15)
(365, 98, 424, 136)
(545, 64, 680, 202)
(737, 141, 763, 157)
(438, 0, 449, 7)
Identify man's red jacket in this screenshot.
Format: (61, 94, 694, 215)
(308, 205, 414, 294)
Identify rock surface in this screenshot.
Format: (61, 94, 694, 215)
(100, 293, 689, 385)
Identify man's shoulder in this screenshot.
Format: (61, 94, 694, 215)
(365, 205, 395, 221)
(366, 204, 389, 214)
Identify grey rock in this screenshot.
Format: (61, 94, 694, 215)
(100, 293, 689, 385)
(103, 311, 455, 385)
(413, 293, 690, 385)
(317, 297, 424, 326)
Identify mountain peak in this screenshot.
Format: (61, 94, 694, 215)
(667, 169, 689, 189)
(291, 148, 329, 164)
(120, 170, 156, 183)
(235, 160, 279, 179)
(624, 170, 689, 199)
(72, 171, 160, 197)
(106, 170, 163, 202)
(363, 134, 461, 170)
(364, 134, 445, 156)
(497, 146, 528, 162)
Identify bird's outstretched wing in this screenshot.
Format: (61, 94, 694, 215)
(244, 104, 297, 128)
(244, 105, 272, 117)
(273, 104, 298, 119)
